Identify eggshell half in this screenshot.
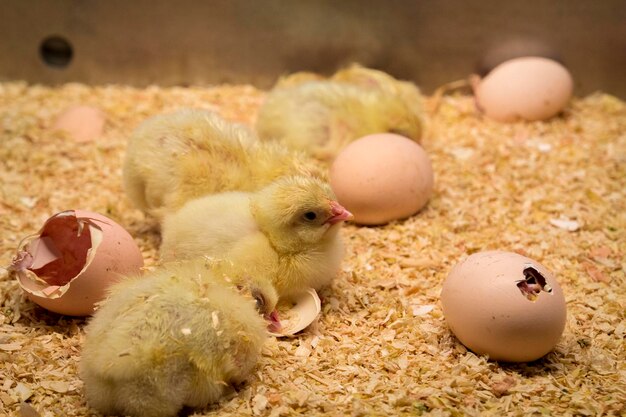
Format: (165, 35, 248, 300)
(10, 210, 144, 316)
(441, 251, 566, 362)
(271, 288, 321, 337)
(330, 133, 433, 225)
(473, 57, 573, 122)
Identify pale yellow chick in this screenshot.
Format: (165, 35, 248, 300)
(160, 176, 353, 300)
(123, 109, 323, 219)
(80, 258, 277, 417)
(256, 66, 423, 162)
(331, 63, 424, 121)
(274, 70, 325, 87)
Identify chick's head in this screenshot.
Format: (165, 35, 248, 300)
(233, 273, 280, 333)
(192, 257, 281, 332)
(249, 278, 281, 332)
(240, 273, 278, 317)
(250, 176, 353, 253)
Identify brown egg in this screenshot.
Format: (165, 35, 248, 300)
(330, 133, 433, 225)
(441, 251, 567, 362)
(9, 210, 144, 316)
(473, 57, 573, 122)
(52, 105, 106, 142)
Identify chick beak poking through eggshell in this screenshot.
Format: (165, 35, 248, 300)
(326, 201, 354, 225)
(8, 210, 143, 316)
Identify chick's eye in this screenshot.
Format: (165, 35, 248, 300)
(303, 211, 317, 221)
(252, 290, 266, 312)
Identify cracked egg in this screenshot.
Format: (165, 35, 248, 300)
(8, 210, 144, 316)
(441, 250, 566, 362)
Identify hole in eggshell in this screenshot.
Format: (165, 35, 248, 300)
(516, 266, 553, 301)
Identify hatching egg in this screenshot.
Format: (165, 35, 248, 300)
(441, 251, 566, 362)
(329, 133, 433, 225)
(9, 210, 144, 316)
(473, 57, 573, 122)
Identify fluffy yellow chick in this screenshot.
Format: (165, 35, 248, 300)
(256, 66, 423, 162)
(160, 176, 353, 300)
(331, 63, 424, 120)
(80, 258, 277, 417)
(123, 109, 323, 218)
(280, 64, 424, 117)
(275, 70, 324, 87)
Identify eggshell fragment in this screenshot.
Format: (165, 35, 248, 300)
(52, 105, 106, 142)
(271, 288, 321, 337)
(330, 133, 433, 225)
(473, 57, 573, 122)
(441, 251, 567, 362)
(9, 210, 143, 316)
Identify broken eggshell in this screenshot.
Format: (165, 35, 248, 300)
(440, 250, 566, 362)
(270, 288, 321, 337)
(9, 210, 143, 316)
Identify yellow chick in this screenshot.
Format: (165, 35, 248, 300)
(123, 109, 323, 219)
(160, 175, 353, 300)
(80, 258, 278, 417)
(256, 66, 423, 162)
(331, 63, 424, 120)
(274, 70, 325, 87)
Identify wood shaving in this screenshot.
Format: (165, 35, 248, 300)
(1, 81, 625, 416)
(549, 217, 580, 231)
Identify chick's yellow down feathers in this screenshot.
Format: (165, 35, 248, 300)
(123, 109, 322, 218)
(160, 176, 353, 300)
(331, 64, 424, 119)
(80, 258, 277, 417)
(257, 65, 423, 161)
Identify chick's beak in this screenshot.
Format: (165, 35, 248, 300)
(326, 201, 354, 225)
(265, 310, 281, 333)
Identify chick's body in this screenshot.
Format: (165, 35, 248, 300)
(161, 176, 352, 300)
(123, 109, 321, 218)
(80, 260, 274, 417)
(331, 64, 424, 119)
(257, 66, 423, 162)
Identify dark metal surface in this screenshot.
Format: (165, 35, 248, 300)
(1, 1, 625, 97)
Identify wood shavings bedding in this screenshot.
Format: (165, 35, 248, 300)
(0, 81, 624, 416)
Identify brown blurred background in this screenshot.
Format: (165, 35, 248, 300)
(1, 0, 625, 97)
